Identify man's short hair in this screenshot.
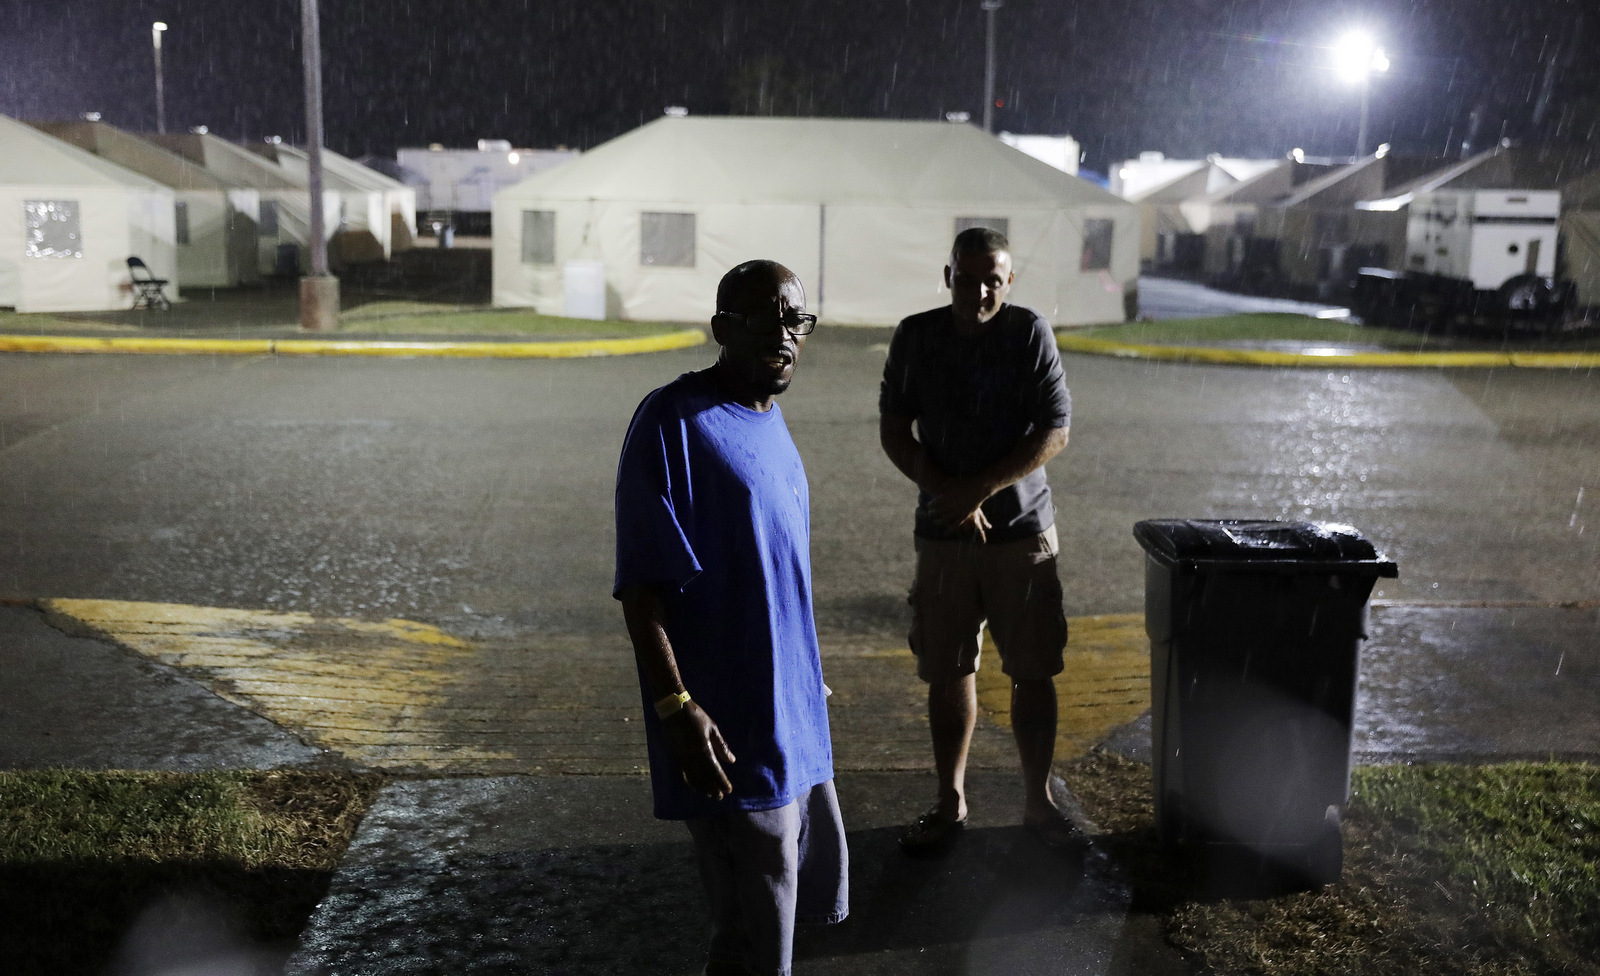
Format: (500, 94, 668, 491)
(951, 226, 1010, 259)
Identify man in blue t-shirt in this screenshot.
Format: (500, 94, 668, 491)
(615, 260, 846, 976)
(880, 227, 1081, 853)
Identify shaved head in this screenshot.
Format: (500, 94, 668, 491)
(717, 259, 801, 314)
(707, 259, 810, 409)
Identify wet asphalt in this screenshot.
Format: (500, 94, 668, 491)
(1, 316, 1597, 974)
(1, 327, 1596, 629)
(1135, 277, 1350, 321)
(0, 603, 322, 770)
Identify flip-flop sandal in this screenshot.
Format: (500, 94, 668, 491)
(1024, 813, 1087, 850)
(899, 808, 968, 852)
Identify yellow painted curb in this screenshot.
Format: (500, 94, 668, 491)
(1508, 351, 1600, 368)
(974, 612, 1150, 761)
(0, 328, 706, 359)
(42, 598, 512, 770)
(1056, 333, 1599, 370)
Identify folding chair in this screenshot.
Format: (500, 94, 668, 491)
(127, 257, 172, 311)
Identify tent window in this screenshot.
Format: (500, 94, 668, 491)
(641, 212, 695, 267)
(1081, 219, 1114, 271)
(955, 216, 1009, 240)
(174, 202, 191, 246)
(23, 200, 83, 259)
(522, 210, 556, 264)
(259, 200, 279, 237)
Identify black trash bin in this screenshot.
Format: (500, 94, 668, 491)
(1133, 519, 1397, 892)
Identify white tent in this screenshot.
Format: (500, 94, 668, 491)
(997, 133, 1080, 175)
(265, 144, 417, 257)
(493, 116, 1139, 326)
(1124, 160, 1244, 266)
(30, 120, 260, 288)
(0, 114, 177, 312)
(148, 133, 337, 275)
(1185, 161, 1348, 279)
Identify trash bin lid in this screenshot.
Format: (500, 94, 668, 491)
(1133, 519, 1398, 576)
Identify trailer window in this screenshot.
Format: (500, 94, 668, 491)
(175, 202, 191, 246)
(259, 200, 279, 237)
(24, 200, 83, 259)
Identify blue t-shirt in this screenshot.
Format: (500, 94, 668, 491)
(614, 370, 834, 820)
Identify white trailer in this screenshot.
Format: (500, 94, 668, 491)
(1355, 188, 1573, 328)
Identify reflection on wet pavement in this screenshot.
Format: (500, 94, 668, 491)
(1357, 603, 1600, 761)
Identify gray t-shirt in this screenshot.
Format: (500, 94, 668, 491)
(879, 303, 1072, 543)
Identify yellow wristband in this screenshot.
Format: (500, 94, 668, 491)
(654, 690, 691, 719)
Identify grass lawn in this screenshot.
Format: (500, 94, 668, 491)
(1061, 753, 1600, 976)
(0, 769, 384, 976)
(1077, 313, 1599, 352)
(337, 302, 697, 339)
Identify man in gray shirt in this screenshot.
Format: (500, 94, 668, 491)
(879, 226, 1078, 851)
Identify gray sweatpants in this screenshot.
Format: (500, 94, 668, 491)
(684, 779, 849, 976)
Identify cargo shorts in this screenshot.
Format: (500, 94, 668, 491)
(908, 524, 1068, 682)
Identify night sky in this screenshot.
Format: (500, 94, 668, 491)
(2, 0, 1596, 170)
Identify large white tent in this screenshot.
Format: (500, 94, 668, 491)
(0, 114, 177, 312)
(262, 144, 417, 257)
(493, 116, 1139, 326)
(30, 120, 260, 288)
(148, 132, 336, 275)
(1121, 159, 1255, 267)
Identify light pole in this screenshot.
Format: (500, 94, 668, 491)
(151, 22, 168, 134)
(981, 0, 1003, 133)
(1331, 31, 1389, 157)
(299, 0, 338, 330)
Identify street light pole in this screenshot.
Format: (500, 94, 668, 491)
(151, 22, 167, 134)
(1357, 77, 1371, 157)
(299, 0, 338, 330)
(981, 0, 1002, 133)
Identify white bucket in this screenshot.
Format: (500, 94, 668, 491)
(563, 260, 606, 320)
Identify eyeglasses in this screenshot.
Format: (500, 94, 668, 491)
(714, 310, 818, 336)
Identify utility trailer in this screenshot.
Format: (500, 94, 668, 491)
(1352, 189, 1575, 331)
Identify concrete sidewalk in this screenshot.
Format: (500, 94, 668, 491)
(284, 773, 1178, 976)
(3, 599, 1597, 974)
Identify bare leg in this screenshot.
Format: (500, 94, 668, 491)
(1011, 677, 1062, 823)
(928, 673, 977, 822)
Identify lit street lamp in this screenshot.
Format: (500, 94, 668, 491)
(151, 22, 168, 134)
(1331, 30, 1389, 157)
(981, 0, 1003, 133)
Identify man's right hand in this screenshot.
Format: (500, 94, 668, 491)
(663, 702, 736, 800)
